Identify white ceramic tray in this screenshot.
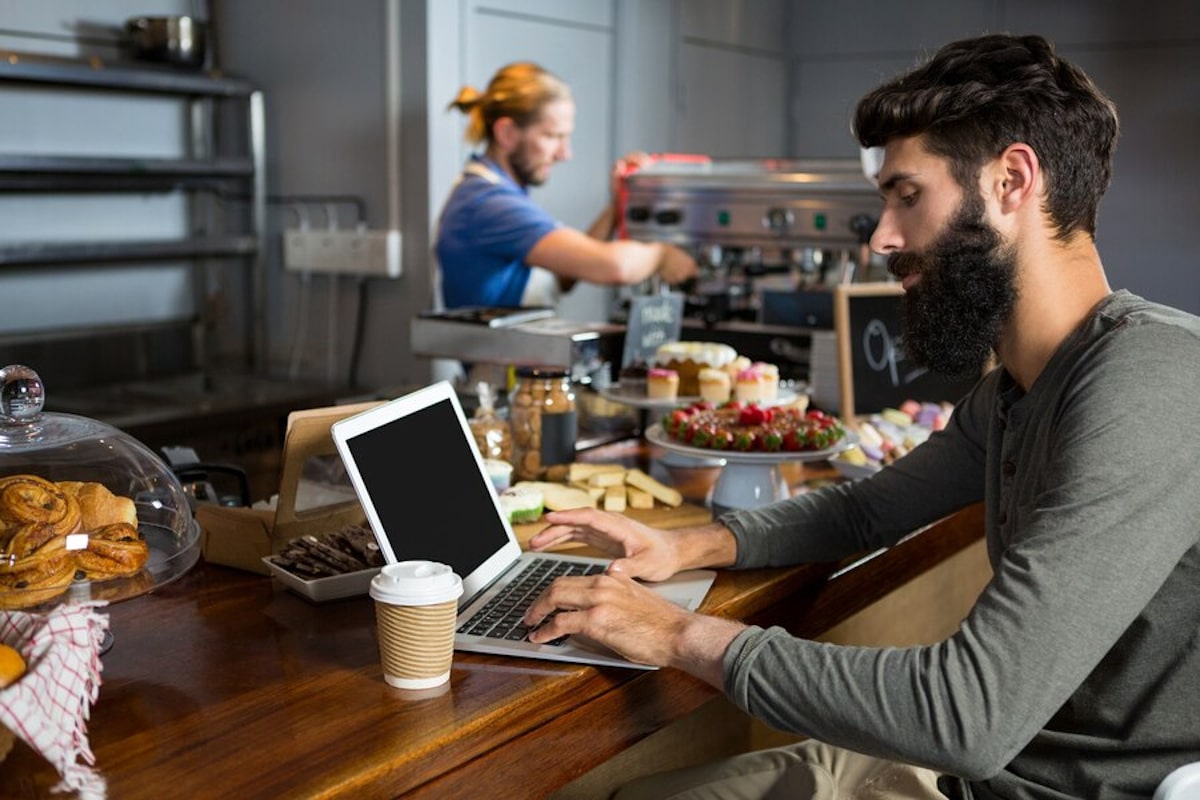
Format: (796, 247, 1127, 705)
(262, 557, 381, 603)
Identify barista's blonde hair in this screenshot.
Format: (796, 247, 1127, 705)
(448, 62, 572, 145)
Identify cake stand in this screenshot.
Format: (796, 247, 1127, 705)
(595, 383, 801, 469)
(645, 424, 857, 515)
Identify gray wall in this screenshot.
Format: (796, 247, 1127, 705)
(3, 0, 1197, 397)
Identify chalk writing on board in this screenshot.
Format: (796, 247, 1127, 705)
(622, 293, 683, 367)
(861, 318, 928, 388)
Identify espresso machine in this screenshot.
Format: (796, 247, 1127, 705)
(618, 156, 888, 405)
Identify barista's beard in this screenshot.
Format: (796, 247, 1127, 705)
(509, 142, 546, 188)
(890, 192, 1017, 378)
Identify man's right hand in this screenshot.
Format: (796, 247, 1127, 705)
(657, 243, 699, 285)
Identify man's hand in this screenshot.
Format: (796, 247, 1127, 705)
(529, 507, 683, 582)
(522, 570, 745, 684)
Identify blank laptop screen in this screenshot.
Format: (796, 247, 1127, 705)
(341, 397, 507, 578)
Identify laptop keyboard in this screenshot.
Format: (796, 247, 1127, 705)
(458, 557, 605, 646)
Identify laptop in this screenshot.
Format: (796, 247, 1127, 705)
(330, 380, 716, 670)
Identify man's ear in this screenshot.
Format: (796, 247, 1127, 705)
(994, 143, 1040, 214)
(493, 116, 519, 151)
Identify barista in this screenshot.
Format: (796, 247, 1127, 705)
(435, 62, 697, 309)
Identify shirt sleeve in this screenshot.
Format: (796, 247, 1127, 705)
(721, 319, 1200, 780)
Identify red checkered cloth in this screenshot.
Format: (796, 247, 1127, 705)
(0, 601, 109, 799)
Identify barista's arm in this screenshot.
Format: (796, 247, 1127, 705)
(526, 227, 696, 287)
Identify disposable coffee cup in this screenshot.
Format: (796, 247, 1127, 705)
(369, 561, 463, 690)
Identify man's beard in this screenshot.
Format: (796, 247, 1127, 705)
(889, 193, 1017, 378)
(510, 142, 547, 188)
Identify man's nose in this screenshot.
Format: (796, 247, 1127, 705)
(869, 208, 902, 255)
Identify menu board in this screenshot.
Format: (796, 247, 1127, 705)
(621, 292, 683, 367)
(833, 283, 979, 420)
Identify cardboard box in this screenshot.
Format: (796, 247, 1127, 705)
(197, 399, 385, 575)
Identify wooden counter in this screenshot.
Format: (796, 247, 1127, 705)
(1, 443, 984, 799)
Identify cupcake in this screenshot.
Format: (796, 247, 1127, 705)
(752, 362, 780, 402)
(734, 366, 766, 403)
(697, 367, 731, 403)
(646, 367, 680, 401)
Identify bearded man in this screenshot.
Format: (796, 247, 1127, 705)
(519, 34, 1200, 798)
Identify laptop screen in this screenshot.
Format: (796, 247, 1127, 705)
(339, 396, 508, 579)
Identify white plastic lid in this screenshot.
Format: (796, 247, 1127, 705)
(369, 560, 463, 606)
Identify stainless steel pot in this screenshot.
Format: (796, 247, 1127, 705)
(124, 15, 207, 69)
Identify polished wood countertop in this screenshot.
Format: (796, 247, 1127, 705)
(1, 442, 984, 799)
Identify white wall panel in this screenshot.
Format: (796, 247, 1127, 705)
(676, 43, 786, 157)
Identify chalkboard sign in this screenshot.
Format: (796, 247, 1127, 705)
(621, 292, 683, 367)
(833, 283, 980, 420)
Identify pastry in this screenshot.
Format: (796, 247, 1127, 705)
(0, 534, 76, 609)
(59, 481, 138, 530)
(73, 522, 149, 581)
(0, 475, 80, 534)
(653, 341, 738, 397)
(497, 485, 545, 524)
(646, 368, 680, 401)
(0, 475, 147, 609)
(697, 367, 731, 403)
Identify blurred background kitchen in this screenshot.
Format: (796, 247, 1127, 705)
(1, 0, 1197, 499)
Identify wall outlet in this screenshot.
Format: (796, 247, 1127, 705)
(283, 229, 402, 278)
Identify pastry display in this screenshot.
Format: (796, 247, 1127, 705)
(653, 341, 738, 397)
(646, 367, 680, 401)
(0, 474, 148, 609)
(660, 401, 845, 453)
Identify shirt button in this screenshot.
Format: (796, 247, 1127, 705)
(998, 510, 1008, 525)
(1002, 460, 1017, 477)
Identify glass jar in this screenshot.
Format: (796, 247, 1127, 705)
(509, 367, 577, 482)
(468, 381, 512, 462)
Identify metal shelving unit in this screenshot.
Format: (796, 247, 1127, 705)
(0, 49, 267, 370)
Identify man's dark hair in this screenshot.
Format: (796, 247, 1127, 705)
(853, 34, 1119, 241)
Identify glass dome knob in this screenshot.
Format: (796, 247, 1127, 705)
(0, 364, 46, 424)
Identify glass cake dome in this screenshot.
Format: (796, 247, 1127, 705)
(0, 364, 200, 611)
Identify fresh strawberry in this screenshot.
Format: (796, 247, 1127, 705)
(738, 405, 769, 426)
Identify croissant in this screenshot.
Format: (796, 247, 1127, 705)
(58, 480, 137, 530)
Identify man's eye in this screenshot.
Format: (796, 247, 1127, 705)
(900, 193, 917, 207)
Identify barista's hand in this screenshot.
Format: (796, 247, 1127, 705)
(522, 570, 745, 680)
(529, 508, 682, 582)
(656, 243, 699, 285)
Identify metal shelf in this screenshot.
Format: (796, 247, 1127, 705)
(0, 51, 267, 371)
(0, 49, 256, 96)
(0, 236, 258, 268)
